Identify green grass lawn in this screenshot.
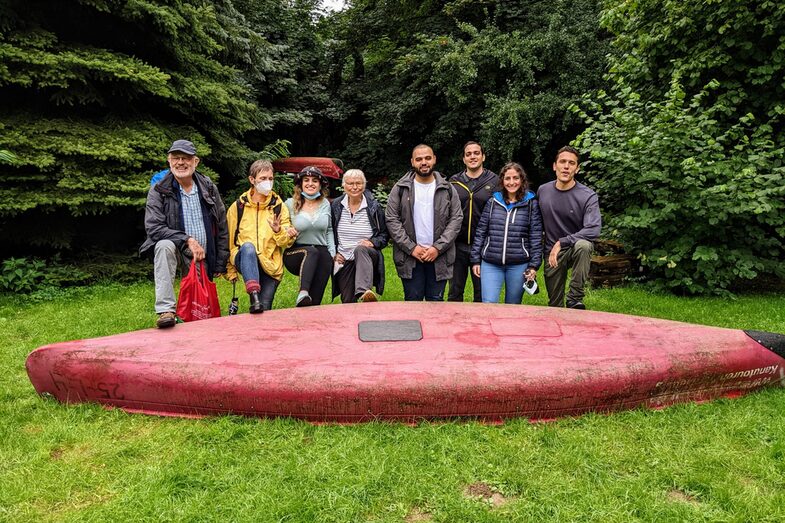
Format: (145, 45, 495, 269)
(2, 248, 785, 521)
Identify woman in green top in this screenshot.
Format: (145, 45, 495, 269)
(283, 166, 336, 306)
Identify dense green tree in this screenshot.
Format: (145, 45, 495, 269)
(320, 0, 610, 184)
(0, 0, 313, 250)
(231, 0, 326, 151)
(576, 0, 785, 294)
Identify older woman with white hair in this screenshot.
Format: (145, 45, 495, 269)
(330, 169, 389, 303)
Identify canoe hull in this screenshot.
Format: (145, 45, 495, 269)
(26, 303, 785, 422)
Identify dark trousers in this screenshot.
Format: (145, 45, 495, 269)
(283, 244, 332, 305)
(447, 242, 481, 302)
(402, 261, 446, 301)
(544, 239, 593, 307)
(334, 246, 379, 303)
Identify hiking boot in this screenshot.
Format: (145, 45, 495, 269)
(156, 311, 176, 329)
(358, 289, 378, 303)
(249, 291, 264, 314)
(296, 290, 312, 307)
(566, 300, 586, 310)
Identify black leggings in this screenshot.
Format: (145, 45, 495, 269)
(283, 244, 332, 305)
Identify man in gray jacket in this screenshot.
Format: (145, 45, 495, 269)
(139, 140, 229, 328)
(386, 144, 463, 301)
(537, 145, 601, 309)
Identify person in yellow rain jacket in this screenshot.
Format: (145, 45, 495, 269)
(226, 160, 295, 313)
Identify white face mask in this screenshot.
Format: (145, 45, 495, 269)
(255, 180, 273, 195)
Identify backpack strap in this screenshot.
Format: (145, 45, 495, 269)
(233, 198, 245, 247)
(234, 196, 282, 247)
(270, 195, 282, 218)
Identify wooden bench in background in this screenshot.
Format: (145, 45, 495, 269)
(590, 240, 639, 287)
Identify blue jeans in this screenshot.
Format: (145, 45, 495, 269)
(480, 261, 526, 304)
(402, 261, 446, 301)
(236, 242, 279, 311)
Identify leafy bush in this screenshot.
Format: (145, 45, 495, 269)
(576, 0, 785, 295)
(73, 254, 150, 285)
(273, 176, 295, 200)
(0, 257, 45, 293)
(575, 78, 785, 294)
(0, 254, 149, 295)
(370, 180, 392, 210)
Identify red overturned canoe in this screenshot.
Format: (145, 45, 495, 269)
(26, 302, 785, 422)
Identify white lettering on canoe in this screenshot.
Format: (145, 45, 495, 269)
(653, 365, 781, 391)
(720, 364, 779, 381)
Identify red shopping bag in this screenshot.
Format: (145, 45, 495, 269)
(176, 260, 221, 322)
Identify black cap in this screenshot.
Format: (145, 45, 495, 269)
(295, 166, 328, 186)
(168, 139, 197, 156)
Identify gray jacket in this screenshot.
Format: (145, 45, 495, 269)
(385, 171, 463, 280)
(139, 170, 229, 275)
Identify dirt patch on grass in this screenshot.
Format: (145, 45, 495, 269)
(463, 482, 509, 507)
(46, 443, 104, 470)
(667, 489, 699, 504)
(23, 424, 43, 435)
(404, 507, 432, 522)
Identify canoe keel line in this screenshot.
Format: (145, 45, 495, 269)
(26, 303, 785, 423)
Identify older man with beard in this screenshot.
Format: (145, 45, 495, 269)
(385, 144, 463, 301)
(139, 139, 229, 328)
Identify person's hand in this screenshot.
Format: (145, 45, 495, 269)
(524, 268, 537, 281)
(358, 239, 374, 248)
(187, 237, 205, 261)
(334, 253, 346, 264)
(472, 264, 481, 278)
(268, 214, 282, 233)
(421, 246, 439, 263)
(286, 226, 299, 238)
(412, 245, 427, 261)
(548, 242, 561, 268)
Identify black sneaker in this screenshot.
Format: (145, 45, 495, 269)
(566, 300, 586, 310)
(249, 291, 264, 314)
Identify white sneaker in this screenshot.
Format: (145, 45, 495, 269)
(296, 290, 312, 307)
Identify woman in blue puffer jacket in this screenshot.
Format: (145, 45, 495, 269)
(470, 162, 543, 304)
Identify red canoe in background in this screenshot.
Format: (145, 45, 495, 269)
(272, 157, 343, 180)
(25, 303, 785, 423)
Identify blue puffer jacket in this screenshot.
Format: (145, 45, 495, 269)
(470, 191, 543, 269)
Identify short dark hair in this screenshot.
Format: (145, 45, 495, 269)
(412, 143, 433, 156)
(555, 145, 580, 163)
(499, 162, 529, 203)
(463, 141, 484, 155)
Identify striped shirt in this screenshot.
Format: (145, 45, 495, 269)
(179, 182, 207, 249)
(337, 195, 373, 261)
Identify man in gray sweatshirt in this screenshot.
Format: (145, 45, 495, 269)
(537, 146, 601, 309)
